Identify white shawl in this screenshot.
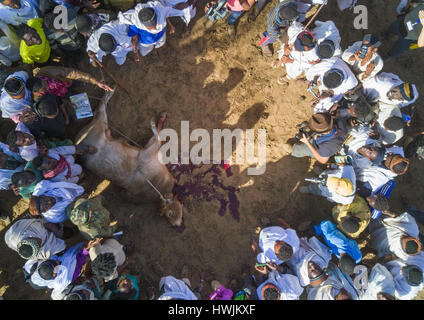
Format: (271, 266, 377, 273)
(256, 270, 304, 300)
(4, 218, 66, 260)
(286, 236, 332, 287)
(16, 122, 38, 161)
(32, 180, 84, 223)
(385, 252, 424, 300)
(158, 276, 198, 300)
(317, 164, 356, 205)
(86, 20, 133, 66)
(312, 20, 342, 57)
(369, 212, 419, 260)
(0, 71, 32, 119)
(118, 1, 171, 33)
(0, 0, 39, 26)
(360, 263, 396, 300)
(307, 262, 359, 300)
(362, 72, 419, 108)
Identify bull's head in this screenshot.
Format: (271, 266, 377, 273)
(159, 193, 183, 227)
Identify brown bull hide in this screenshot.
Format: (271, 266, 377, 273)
(74, 89, 183, 227)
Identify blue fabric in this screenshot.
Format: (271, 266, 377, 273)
(314, 221, 362, 263)
(128, 25, 166, 45)
(108, 274, 140, 300)
(227, 10, 244, 25)
(314, 127, 336, 145)
(369, 180, 395, 219)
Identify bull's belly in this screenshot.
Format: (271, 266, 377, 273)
(82, 148, 138, 189)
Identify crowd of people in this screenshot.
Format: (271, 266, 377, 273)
(0, 0, 424, 300)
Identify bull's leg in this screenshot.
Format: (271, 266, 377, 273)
(143, 112, 167, 151)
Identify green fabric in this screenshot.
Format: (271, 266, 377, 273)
(41, 138, 73, 149)
(67, 196, 115, 240)
(19, 162, 43, 199)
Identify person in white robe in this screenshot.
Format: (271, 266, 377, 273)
(276, 22, 321, 80)
(4, 218, 66, 260)
(307, 262, 359, 300)
(362, 72, 419, 108)
(256, 226, 300, 266)
(34, 145, 83, 183)
(295, 0, 327, 25)
(157, 275, 198, 300)
(369, 212, 421, 260)
(305, 57, 358, 113)
(256, 269, 303, 300)
(0, 71, 32, 121)
(311, 20, 342, 58)
(118, 1, 172, 57)
(158, 0, 196, 27)
(286, 236, 332, 287)
(0, 141, 25, 190)
(13, 122, 38, 161)
(62, 277, 104, 300)
(374, 102, 405, 145)
(0, 21, 20, 66)
(0, 0, 39, 26)
(30, 180, 84, 224)
(384, 252, 424, 300)
(300, 164, 356, 205)
(86, 20, 133, 66)
(360, 263, 396, 300)
(342, 37, 384, 82)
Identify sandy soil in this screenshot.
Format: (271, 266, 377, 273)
(1, 0, 424, 300)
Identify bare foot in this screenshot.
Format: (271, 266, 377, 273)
(147, 286, 156, 300)
(181, 265, 189, 279)
(251, 237, 259, 252)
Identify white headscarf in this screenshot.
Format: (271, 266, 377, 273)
(360, 263, 395, 300)
(0, 141, 24, 190)
(32, 180, 84, 223)
(158, 276, 198, 300)
(118, 1, 171, 33)
(0, 71, 32, 119)
(4, 218, 66, 260)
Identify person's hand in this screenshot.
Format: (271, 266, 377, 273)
(86, 237, 103, 250)
(420, 10, 424, 27)
(309, 59, 321, 65)
(204, 1, 216, 13)
(97, 82, 114, 92)
(284, 45, 292, 56)
(266, 262, 277, 270)
(168, 24, 176, 35)
(19, 108, 38, 124)
(280, 55, 293, 64)
(320, 90, 334, 99)
(255, 265, 268, 275)
(299, 133, 309, 144)
(382, 211, 396, 218)
(134, 51, 141, 62)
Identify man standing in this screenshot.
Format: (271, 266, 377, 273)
(15, 18, 51, 64)
(381, 2, 424, 60)
(118, 1, 175, 60)
(86, 20, 133, 66)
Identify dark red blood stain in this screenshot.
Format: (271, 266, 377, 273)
(176, 224, 186, 233)
(170, 161, 240, 222)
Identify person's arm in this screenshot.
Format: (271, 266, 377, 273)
(418, 10, 424, 47)
(299, 133, 330, 164)
(240, 0, 255, 10)
(59, 100, 70, 125)
(166, 18, 176, 34)
(131, 35, 141, 62)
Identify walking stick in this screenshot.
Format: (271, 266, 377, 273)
(303, 3, 326, 31)
(90, 54, 134, 101)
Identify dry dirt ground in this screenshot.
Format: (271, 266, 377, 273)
(1, 0, 424, 300)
